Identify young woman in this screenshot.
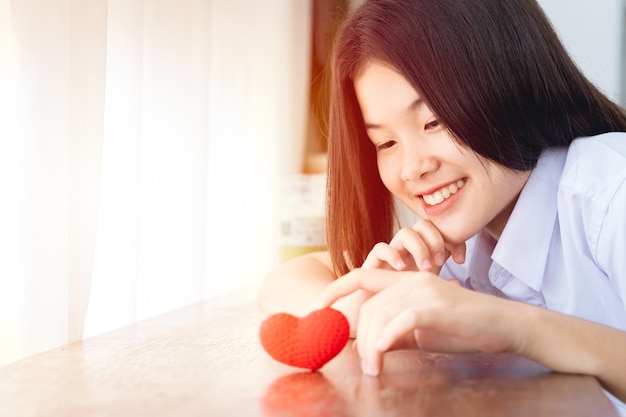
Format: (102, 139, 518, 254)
(259, 0, 626, 412)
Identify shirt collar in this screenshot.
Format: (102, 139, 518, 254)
(488, 147, 568, 291)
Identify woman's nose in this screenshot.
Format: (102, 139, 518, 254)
(400, 145, 438, 181)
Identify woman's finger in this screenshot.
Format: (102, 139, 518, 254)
(314, 269, 404, 309)
(388, 227, 433, 271)
(355, 294, 396, 376)
(375, 308, 426, 352)
(361, 242, 406, 270)
(409, 220, 447, 267)
(444, 241, 467, 264)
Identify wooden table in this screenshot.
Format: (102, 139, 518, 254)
(0, 290, 618, 417)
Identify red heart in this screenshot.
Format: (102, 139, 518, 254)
(259, 308, 350, 371)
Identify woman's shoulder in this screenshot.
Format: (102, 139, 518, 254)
(561, 132, 626, 192)
(567, 132, 626, 161)
(557, 133, 626, 260)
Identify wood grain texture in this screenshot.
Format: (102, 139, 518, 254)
(0, 291, 618, 417)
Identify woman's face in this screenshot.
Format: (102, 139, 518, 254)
(353, 61, 530, 243)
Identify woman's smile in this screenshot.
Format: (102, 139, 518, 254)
(421, 178, 466, 206)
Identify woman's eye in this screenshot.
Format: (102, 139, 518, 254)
(425, 120, 440, 130)
(377, 140, 396, 151)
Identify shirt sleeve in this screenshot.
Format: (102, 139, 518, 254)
(596, 176, 626, 308)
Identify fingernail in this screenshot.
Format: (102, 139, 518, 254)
(361, 361, 379, 376)
(352, 340, 358, 352)
(421, 259, 432, 270)
(434, 253, 445, 266)
(394, 259, 406, 270)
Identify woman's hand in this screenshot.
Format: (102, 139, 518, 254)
(318, 267, 626, 405)
(361, 219, 466, 274)
(342, 219, 465, 336)
(316, 268, 524, 377)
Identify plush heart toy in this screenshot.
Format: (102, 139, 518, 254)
(259, 308, 350, 371)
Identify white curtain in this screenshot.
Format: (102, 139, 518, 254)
(0, 0, 311, 366)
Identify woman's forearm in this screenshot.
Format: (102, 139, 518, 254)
(518, 304, 626, 402)
(258, 251, 366, 336)
(258, 251, 337, 316)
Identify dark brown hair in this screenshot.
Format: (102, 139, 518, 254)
(327, 0, 626, 276)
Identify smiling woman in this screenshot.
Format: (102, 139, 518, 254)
(259, 1, 626, 415)
(0, 0, 311, 366)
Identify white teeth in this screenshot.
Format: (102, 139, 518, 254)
(423, 179, 466, 206)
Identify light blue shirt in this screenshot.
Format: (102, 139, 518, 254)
(441, 132, 626, 415)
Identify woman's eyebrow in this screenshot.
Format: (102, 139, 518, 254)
(364, 97, 424, 130)
(407, 97, 424, 112)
